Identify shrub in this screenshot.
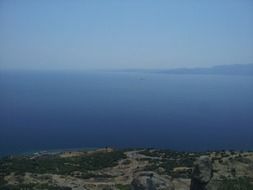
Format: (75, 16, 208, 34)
(218, 178, 253, 190)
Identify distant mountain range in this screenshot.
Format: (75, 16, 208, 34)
(122, 63, 253, 76)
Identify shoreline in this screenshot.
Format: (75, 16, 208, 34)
(0, 147, 100, 158)
(1, 146, 253, 158)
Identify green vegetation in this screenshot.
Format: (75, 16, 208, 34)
(0, 177, 6, 186)
(218, 178, 253, 190)
(0, 151, 126, 177)
(1, 149, 253, 189)
(121, 159, 131, 165)
(115, 184, 131, 190)
(141, 149, 196, 178)
(76, 172, 112, 179)
(139, 149, 165, 158)
(139, 149, 204, 159)
(0, 183, 72, 190)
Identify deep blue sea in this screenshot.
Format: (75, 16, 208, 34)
(0, 71, 253, 156)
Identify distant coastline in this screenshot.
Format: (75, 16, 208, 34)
(2, 146, 253, 158)
(119, 63, 253, 76)
(0, 147, 99, 158)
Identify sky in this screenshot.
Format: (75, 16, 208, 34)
(0, 0, 253, 70)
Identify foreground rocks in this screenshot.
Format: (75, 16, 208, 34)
(131, 171, 173, 190)
(190, 156, 213, 190)
(1, 149, 253, 190)
(190, 153, 253, 190)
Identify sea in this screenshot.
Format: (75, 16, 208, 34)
(0, 70, 253, 156)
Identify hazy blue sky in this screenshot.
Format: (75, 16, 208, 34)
(0, 0, 253, 70)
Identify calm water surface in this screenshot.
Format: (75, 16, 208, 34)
(0, 71, 253, 155)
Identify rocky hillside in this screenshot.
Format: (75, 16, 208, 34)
(0, 148, 253, 190)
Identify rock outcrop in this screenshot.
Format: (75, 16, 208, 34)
(190, 156, 213, 190)
(131, 171, 174, 190)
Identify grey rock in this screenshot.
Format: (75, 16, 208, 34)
(131, 171, 174, 190)
(190, 156, 213, 190)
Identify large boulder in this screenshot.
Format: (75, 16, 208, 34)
(131, 171, 174, 190)
(190, 156, 213, 190)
